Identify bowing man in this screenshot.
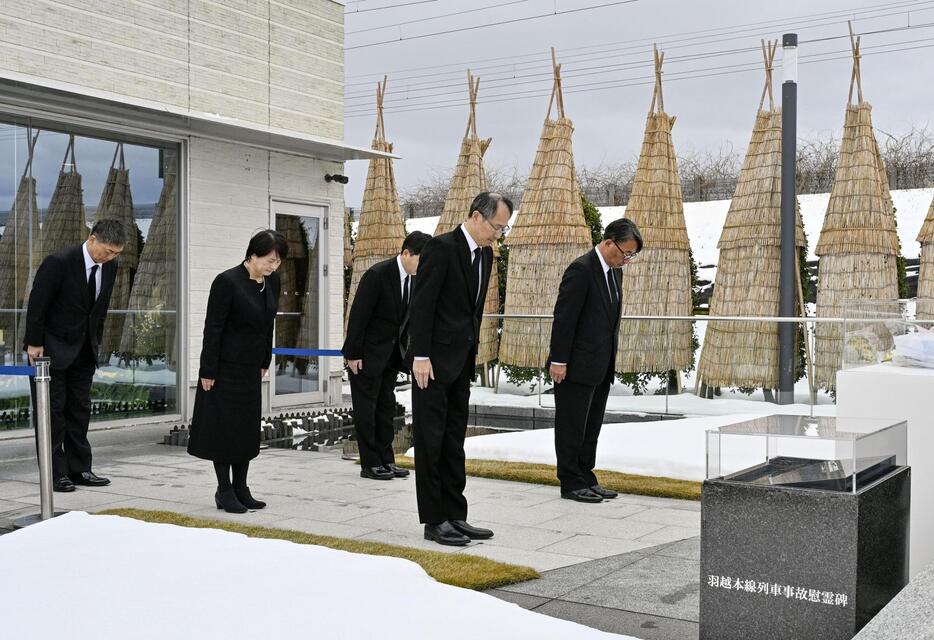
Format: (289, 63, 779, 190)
(408, 192, 511, 546)
(548, 218, 642, 503)
(343, 231, 431, 480)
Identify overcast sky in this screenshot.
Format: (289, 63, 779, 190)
(342, 0, 934, 207)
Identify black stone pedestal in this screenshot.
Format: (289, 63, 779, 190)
(699, 465, 910, 640)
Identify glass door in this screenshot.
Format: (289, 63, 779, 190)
(271, 201, 326, 406)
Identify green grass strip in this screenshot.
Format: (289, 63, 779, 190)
(394, 456, 701, 501)
(96, 508, 539, 590)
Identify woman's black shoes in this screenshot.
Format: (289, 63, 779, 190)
(234, 486, 266, 509)
(215, 488, 248, 513)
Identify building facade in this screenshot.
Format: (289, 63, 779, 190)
(0, 0, 372, 431)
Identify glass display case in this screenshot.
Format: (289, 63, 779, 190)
(842, 299, 934, 370)
(706, 415, 907, 494)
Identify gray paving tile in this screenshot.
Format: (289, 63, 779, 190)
(625, 507, 701, 528)
(562, 554, 701, 622)
(464, 500, 579, 527)
(268, 517, 377, 539)
(614, 494, 702, 511)
(355, 528, 466, 554)
(654, 536, 701, 561)
(262, 498, 383, 523)
(485, 589, 551, 610)
(636, 525, 700, 545)
(458, 521, 574, 551)
(343, 508, 421, 533)
(464, 488, 562, 508)
(539, 534, 660, 559)
(16, 489, 130, 510)
(537, 512, 667, 540)
(500, 549, 653, 598)
(354, 490, 420, 511)
(0, 480, 37, 500)
(0, 497, 34, 514)
(533, 600, 699, 640)
(456, 542, 587, 572)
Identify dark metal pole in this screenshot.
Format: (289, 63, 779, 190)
(778, 33, 798, 405)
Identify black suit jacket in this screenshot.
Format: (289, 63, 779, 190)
(548, 249, 622, 386)
(407, 228, 493, 384)
(199, 265, 280, 379)
(342, 256, 408, 375)
(23, 244, 117, 369)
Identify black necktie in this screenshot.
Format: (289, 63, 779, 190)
(607, 269, 619, 306)
(88, 264, 99, 309)
(402, 275, 410, 314)
(472, 247, 482, 305)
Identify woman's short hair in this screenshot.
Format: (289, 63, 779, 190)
(245, 229, 289, 261)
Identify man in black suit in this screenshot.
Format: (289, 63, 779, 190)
(549, 218, 642, 503)
(24, 219, 126, 493)
(408, 192, 511, 546)
(343, 231, 431, 481)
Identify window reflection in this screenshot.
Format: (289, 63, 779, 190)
(0, 120, 179, 429)
(275, 214, 321, 396)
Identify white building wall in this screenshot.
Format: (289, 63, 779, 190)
(187, 137, 345, 414)
(0, 0, 349, 415)
(0, 0, 344, 141)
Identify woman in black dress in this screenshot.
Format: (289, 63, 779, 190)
(188, 230, 287, 513)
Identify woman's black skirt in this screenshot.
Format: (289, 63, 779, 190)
(188, 361, 262, 463)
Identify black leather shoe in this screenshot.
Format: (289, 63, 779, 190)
(424, 521, 470, 546)
(360, 466, 394, 480)
(234, 486, 266, 509)
(590, 485, 618, 499)
(450, 520, 493, 540)
(215, 488, 248, 514)
(70, 471, 110, 487)
(561, 488, 603, 503)
(385, 463, 410, 478)
(53, 476, 76, 493)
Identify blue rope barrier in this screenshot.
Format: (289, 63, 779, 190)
(272, 348, 343, 357)
(0, 365, 37, 376)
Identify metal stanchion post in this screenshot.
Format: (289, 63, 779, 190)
(14, 356, 60, 528)
(34, 357, 54, 520)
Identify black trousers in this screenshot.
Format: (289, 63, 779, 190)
(349, 365, 398, 469)
(412, 356, 473, 524)
(31, 342, 97, 479)
(553, 367, 613, 492)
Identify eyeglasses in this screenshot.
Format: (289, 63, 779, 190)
(485, 219, 510, 235)
(613, 242, 640, 262)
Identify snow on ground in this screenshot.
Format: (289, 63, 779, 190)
(385, 187, 934, 267)
(392, 377, 834, 481)
(458, 414, 837, 483)
(0, 512, 630, 640)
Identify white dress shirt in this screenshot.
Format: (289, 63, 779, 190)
(396, 255, 411, 300)
(552, 247, 615, 367)
(82, 241, 103, 300)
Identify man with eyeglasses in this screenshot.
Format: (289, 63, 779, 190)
(548, 217, 643, 503)
(23, 219, 127, 493)
(407, 191, 512, 546)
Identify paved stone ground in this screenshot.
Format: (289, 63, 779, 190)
(487, 539, 700, 639)
(0, 424, 700, 638)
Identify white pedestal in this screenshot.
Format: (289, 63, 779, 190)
(836, 363, 934, 577)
